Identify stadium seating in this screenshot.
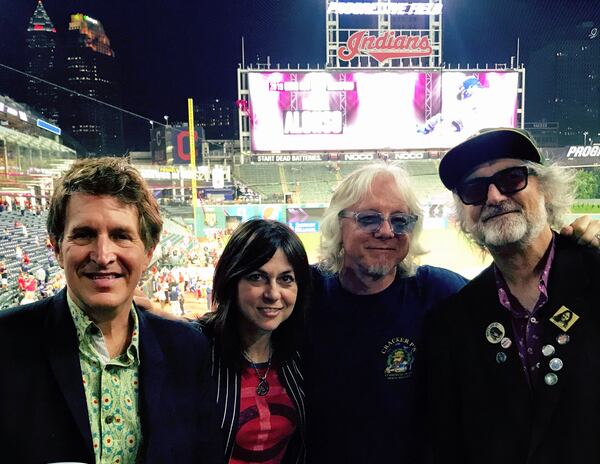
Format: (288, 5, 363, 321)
(0, 209, 61, 309)
(233, 160, 447, 204)
(233, 164, 285, 201)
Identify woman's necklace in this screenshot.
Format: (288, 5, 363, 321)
(243, 347, 272, 397)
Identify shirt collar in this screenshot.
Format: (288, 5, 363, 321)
(67, 292, 141, 365)
(494, 234, 556, 315)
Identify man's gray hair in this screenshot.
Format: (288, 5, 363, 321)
(318, 163, 426, 276)
(454, 160, 576, 247)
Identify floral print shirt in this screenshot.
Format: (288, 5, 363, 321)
(68, 294, 142, 464)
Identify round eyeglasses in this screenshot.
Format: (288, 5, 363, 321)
(338, 210, 418, 235)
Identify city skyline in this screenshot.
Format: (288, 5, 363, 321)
(0, 0, 599, 150)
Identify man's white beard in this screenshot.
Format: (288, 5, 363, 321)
(365, 264, 394, 278)
(469, 198, 547, 249)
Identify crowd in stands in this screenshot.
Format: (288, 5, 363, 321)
(0, 202, 64, 309)
(0, 200, 237, 314)
(143, 228, 234, 315)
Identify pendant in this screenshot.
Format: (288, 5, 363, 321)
(256, 379, 269, 396)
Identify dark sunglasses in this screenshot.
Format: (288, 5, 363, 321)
(456, 166, 533, 205)
(338, 210, 418, 235)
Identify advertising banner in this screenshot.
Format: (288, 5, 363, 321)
(195, 204, 285, 237)
(286, 206, 327, 233)
(248, 71, 519, 152)
(543, 146, 600, 167)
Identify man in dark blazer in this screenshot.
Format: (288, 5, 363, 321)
(0, 158, 222, 463)
(425, 128, 600, 464)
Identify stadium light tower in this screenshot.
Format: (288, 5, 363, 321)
(164, 115, 169, 126)
(583, 131, 589, 145)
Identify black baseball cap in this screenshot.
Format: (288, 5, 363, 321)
(439, 128, 542, 190)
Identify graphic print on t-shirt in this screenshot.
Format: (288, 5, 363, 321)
(381, 336, 416, 379)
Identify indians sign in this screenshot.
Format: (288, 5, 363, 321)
(337, 31, 433, 63)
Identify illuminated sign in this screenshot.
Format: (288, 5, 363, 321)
(255, 154, 326, 163)
(338, 31, 433, 63)
(0, 103, 29, 121)
(343, 153, 374, 161)
(250, 153, 427, 163)
(36, 119, 61, 135)
(327, 1, 443, 15)
(567, 145, 600, 158)
(248, 71, 519, 152)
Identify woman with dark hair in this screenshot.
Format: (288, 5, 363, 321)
(200, 219, 310, 464)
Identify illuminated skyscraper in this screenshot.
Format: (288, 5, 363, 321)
(63, 13, 124, 156)
(25, 0, 59, 121)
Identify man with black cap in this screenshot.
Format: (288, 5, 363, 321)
(425, 128, 600, 464)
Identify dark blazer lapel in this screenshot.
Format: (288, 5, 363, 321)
(527, 238, 589, 461)
(474, 267, 531, 397)
(44, 288, 94, 456)
(137, 309, 166, 454)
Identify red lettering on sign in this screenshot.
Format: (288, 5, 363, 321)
(337, 31, 433, 63)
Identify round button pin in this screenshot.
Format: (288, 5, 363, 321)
(496, 352, 507, 364)
(542, 344, 555, 357)
(486, 322, 506, 344)
(500, 337, 512, 349)
(549, 358, 563, 372)
(557, 333, 570, 345)
(544, 373, 558, 386)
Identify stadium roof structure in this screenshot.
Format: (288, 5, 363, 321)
(0, 124, 76, 157)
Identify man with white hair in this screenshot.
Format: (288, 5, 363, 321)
(425, 128, 600, 464)
(305, 163, 468, 463)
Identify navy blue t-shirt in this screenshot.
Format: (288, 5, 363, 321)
(305, 265, 467, 464)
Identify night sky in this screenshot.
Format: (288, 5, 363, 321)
(0, 0, 599, 148)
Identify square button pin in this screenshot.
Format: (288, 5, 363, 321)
(549, 306, 579, 332)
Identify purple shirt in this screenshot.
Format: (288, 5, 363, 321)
(494, 235, 556, 388)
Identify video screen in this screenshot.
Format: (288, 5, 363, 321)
(248, 70, 519, 151)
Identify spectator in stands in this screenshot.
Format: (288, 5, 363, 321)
(168, 283, 182, 316)
(178, 291, 185, 315)
(426, 128, 600, 463)
(20, 290, 37, 305)
(15, 244, 23, 262)
(306, 162, 600, 464)
(0, 157, 221, 463)
(0, 260, 9, 289)
(23, 272, 36, 294)
(17, 271, 26, 294)
(199, 219, 309, 463)
(35, 266, 46, 287)
(21, 251, 30, 272)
